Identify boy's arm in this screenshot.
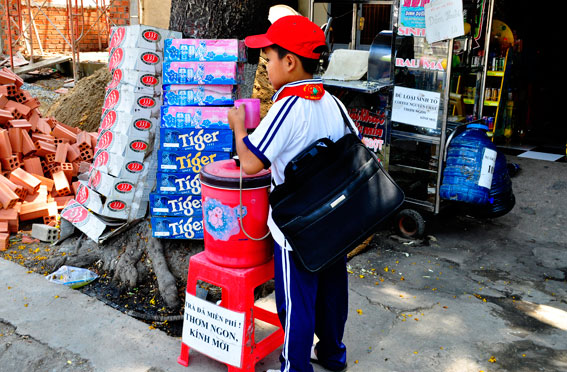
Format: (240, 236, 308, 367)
(228, 105, 265, 175)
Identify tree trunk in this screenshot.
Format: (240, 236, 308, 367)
(169, 0, 272, 64)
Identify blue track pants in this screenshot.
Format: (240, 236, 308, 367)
(273, 242, 348, 372)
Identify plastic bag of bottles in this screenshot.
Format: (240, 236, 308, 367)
(45, 265, 99, 289)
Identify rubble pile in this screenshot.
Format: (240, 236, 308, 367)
(0, 67, 96, 249)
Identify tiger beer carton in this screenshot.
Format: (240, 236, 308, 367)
(160, 106, 230, 129)
(61, 200, 107, 242)
(109, 25, 182, 52)
(160, 127, 233, 152)
(99, 109, 157, 140)
(149, 193, 203, 217)
(151, 216, 204, 239)
(157, 150, 230, 174)
(155, 172, 202, 195)
(107, 68, 162, 95)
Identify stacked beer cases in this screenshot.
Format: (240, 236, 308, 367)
(150, 39, 245, 239)
(65, 25, 182, 240)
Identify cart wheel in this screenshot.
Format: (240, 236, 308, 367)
(396, 209, 425, 238)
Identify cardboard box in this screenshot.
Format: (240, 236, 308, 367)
(107, 68, 161, 95)
(149, 193, 202, 217)
(108, 47, 162, 74)
(162, 61, 242, 85)
(99, 109, 157, 139)
(74, 181, 103, 213)
(164, 39, 246, 62)
(60, 199, 106, 241)
(157, 150, 230, 173)
(92, 149, 147, 180)
(163, 84, 239, 106)
(96, 129, 151, 161)
(155, 172, 202, 195)
(160, 128, 232, 152)
(160, 106, 230, 129)
(88, 168, 137, 200)
(151, 216, 204, 239)
(103, 87, 162, 117)
(99, 197, 131, 220)
(109, 25, 182, 52)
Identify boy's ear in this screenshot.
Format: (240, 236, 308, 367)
(284, 53, 298, 71)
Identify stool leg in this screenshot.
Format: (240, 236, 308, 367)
(177, 342, 190, 367)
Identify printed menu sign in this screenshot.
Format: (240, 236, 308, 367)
(392, 86, 441, 129)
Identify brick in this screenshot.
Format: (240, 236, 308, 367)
(0, 174, 26, 200)
(8, 128, 22, 153)
(10, 167, 41, 194)
(0, 129, 12, 158)
(0, 156, 21, 171)
(5, 101, 31, 118)
(55, 142, 69, 163)
(76, 131, 91, 150)
(52, 170, 71, 196)
(35, 141, 57, 157)
(23, 157, 43, 176)
(21, 130, 36, 156)
(0, 108, 13, 123)
(67, 144, 81, 162)
(0, 220, 8, 233)
(0, 94, 8, 108)
(31, 223, 59, 243)
(52, 124, 77, 143)
(0, 209, 19, 232)
(34, 174, 54, 193)
(0, 180, 19, 209)
(7, 119, 32, 130)
(35, 119, 52, 135)
(0, 232, 9, 251)
(19, 201, 50, 221)
(43, 202, 59, 225)
(80, 148, 93, 162)
(61, 162, 73, 181)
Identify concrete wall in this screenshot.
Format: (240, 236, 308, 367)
(140, 0, 171, 29)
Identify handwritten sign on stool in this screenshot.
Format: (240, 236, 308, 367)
(183, 293, 245, 367)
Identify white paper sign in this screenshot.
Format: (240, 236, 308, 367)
(479, 148, 497, 189)
(392, 87, 441, 129)
(182, 292, 245, 367)
(424, 0, 465, 43)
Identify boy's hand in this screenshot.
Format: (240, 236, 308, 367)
(228, 105, 246, 133)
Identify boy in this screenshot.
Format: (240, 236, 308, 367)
(228, 15, 354, 372)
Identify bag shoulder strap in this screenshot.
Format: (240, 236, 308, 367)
(331, 95, 358, 135)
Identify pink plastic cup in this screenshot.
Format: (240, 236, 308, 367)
(234, 98, 261, 129)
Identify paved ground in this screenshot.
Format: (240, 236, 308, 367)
(1, 155, 566, 372)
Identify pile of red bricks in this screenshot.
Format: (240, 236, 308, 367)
(0, 68, 97, 250)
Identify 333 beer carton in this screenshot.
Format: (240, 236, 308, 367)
(109, 25, 182, 52)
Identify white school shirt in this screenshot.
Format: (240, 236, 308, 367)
(243, 78, 357, 250)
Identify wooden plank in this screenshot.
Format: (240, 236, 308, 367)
(14, 57, 72, 75)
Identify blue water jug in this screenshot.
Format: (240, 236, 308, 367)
(440, 124, 498, 204)
(469, 151, 515, 217)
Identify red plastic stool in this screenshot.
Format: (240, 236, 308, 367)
(178, 251, 284, 371)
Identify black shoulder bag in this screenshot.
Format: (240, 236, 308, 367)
(269, 97, 405, 272)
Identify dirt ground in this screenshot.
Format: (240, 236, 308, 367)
(46, 67, 110, 132)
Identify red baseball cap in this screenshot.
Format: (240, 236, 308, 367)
(245, 15, 326, 59)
